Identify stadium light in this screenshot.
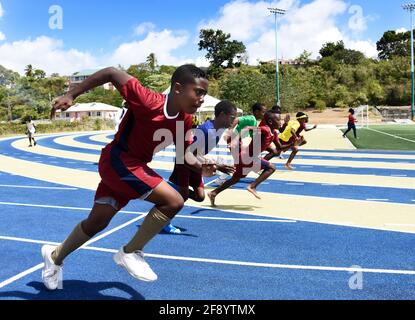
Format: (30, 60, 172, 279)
(268, 7, 286, 106)
(402, 3, 415, 120)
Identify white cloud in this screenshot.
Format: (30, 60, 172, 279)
(199, 0, 296, 42)
(198, 0, 378, 63)
(345, 39, 378, 58)
(0, 29, 192, 76)
(134, 22, 156, 36)
(107, 30, 189, 67)
(0, 36, 97, 75)
(396, 28, 408, 34)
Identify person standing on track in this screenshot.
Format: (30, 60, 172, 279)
(26, 117, 37, 147)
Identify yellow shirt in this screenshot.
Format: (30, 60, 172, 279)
(279, 120, 300, 142)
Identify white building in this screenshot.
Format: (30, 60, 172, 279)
(68, 69, 115, 92)
(56, 103, 120, 122)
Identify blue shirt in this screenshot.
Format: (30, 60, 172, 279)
(192, 120, 223, 155)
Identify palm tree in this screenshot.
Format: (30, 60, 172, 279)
(25, 64, 34, 78)
(34, 69, 46, 79)
(146, 53, 158, 72)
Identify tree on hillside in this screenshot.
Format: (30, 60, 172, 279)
(320, 41, 345, 58)
(377, 30, 411, 60)
(320, 41, 365, 65)
(33, 69, 46, 80)
(297, 50, 313, 66)
(219, 66, 274, 111)
(198, 29, 246, 72)
(146, 53, 158, 72)
(24, 64, 34, 78)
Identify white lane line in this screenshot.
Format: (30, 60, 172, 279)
(205, 179, 219, 187)
(175, 215, 297, 223)
(321, 183, 340, 186)
(1, 235, 415, 276)
(366, 199, 390, 202)
(0, 214, 145, 289)
(367, 128, 415, 144)
(0, 185, 78, 190)
(286, 183, 305, 186)
(391, 175, 408, 177)
(384, 224, 415, 227)
(0, 201, 293, 223)
(0, 264, 45, 289)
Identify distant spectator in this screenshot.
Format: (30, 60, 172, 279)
(343, 108, 358, 139)
(26, 117, 37, 147)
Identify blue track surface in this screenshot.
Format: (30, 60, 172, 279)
(1, 133, 415, 300)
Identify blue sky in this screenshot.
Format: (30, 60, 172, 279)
(0, 0, 410, 75)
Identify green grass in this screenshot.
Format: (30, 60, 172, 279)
(342, 125, 415, 151)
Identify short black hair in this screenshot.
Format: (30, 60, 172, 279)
(215, 100, 237, 117)
(349, 108, 355, 115)
(296, 112, 307, 119)
(171, 64, 207, 86)
(252, 103, 265, 113)
(271, 104, 282, 114)
(264, 109, 280, 122)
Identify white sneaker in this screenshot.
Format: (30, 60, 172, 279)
(41, 245, 63, 290)
(113, 248, 158, 282)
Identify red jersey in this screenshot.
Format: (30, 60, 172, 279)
(348, 114, 357, 124)
(234, 121, 274, 178)
(104, 78, 193, 164)
(258, 121, 275, 152)
(242, 121, 274, 158)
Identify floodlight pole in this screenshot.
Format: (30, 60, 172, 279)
(268, 7, 285, 106)
(403, 3, 415, 120)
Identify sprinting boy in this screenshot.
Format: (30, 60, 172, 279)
(165, 100, 237, 232)
(208, 110, 283, 206)
(42, 65, 215, 290)
(169, 100, 237, 204)
(278, 112, 317, 170)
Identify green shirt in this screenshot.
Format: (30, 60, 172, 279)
(234, 115, 259, 138)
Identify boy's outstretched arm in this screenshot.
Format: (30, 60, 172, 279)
(51, 67, 132, 118)
(184, 151, 216, 177)
(305, 125, 318, 132)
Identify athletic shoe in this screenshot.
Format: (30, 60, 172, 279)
(34, 141, 37, 146)
(163, 223, 182, 234)
(113, 247, 158, 282)
(41, 245, 63, 290)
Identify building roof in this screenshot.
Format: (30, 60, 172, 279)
(71, 69, 100, 77)
(57, 103, 120, 113)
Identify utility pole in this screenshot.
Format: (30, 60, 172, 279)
(268, 7, 286, 106)
(403, 3, 415, 120)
